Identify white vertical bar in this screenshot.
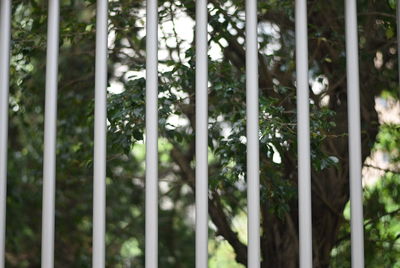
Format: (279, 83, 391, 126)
(195, 0, 208, 266)
(295, 0, 313, 267)
(246, 0, 260, 266)
(0, 1, 11, 268)
(93, 0, 108, 267)
(145, 0, 158, 266)
(345, 1, 365, 267)
(41, 1, 60, 267)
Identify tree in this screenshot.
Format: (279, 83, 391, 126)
(4, 0, 399, 267)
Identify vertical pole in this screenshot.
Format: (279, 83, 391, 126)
(92, 0, 108, 267)
(0, 1, 11, 268)
(41, 1, 60, 267)
(195, 0, 208, 266)
(145, 0, 158, 266)
(246, 0, 260, 266)
(345, 1, 365, 267)
(295, 0, 313, 267)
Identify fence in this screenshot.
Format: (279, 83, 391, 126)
(0, 0, 396, 267)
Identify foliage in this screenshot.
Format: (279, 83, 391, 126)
(4, 0, 400, 267)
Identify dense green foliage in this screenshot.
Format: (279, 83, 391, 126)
(4, 0, 400, 267)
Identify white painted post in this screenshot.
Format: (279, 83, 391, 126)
(195, 0, 209, 266)
(92, 0, 108, 267)
(246, 0, 260, 266)
(345, 1, 365, 267)
(0, 1, 11, 267)
(41, 1, 60, 267)
(145, 0, 159, 266)
(295, 0, 313, 267)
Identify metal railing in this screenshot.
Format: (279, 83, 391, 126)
(0, 0, 392, 267)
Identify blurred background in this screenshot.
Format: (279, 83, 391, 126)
(3, 0, 400, 267)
